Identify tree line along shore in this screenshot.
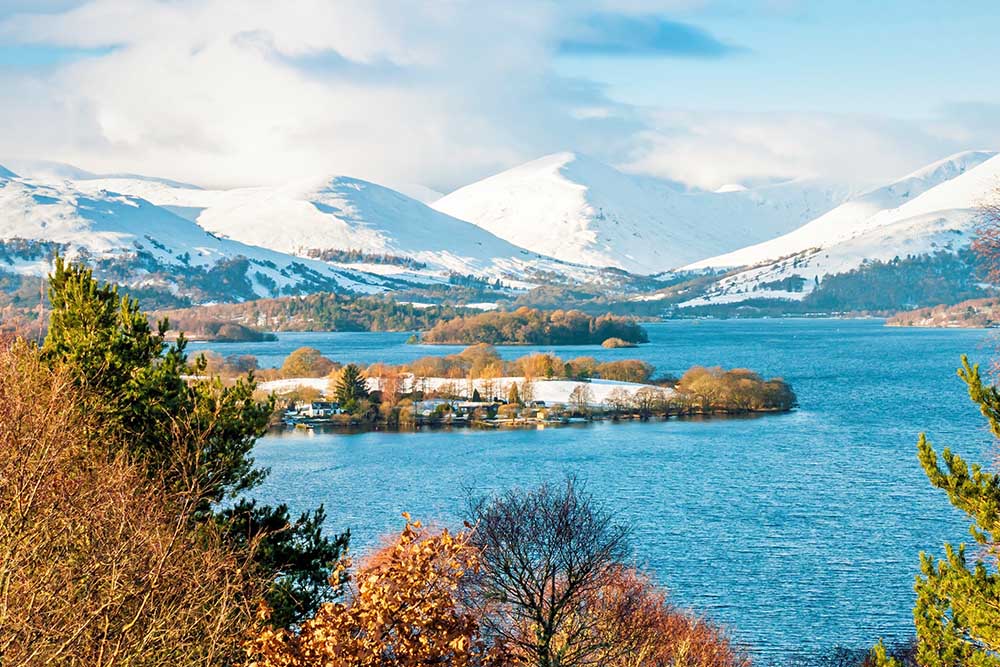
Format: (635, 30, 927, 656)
(142, 295, 653, 346)
(886, 296, 1000, 328)
(203, 343, 799, 429)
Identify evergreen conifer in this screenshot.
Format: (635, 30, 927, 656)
(872, 356, 1000, 666)
(42, 257, 348, 627)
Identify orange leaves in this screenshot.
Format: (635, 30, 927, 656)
(585, 568, 751, 667)
(247, 496, 747, 667)
(246, 516, 493, 667)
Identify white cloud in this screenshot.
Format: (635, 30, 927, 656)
(0, 0, 995, 193)
(0, 1, 618, 190)
(623, 109, 986, 190)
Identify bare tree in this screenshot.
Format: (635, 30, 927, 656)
(466, 477, 631, 667)
(603, 387, 634, 416)
(632, 387, 667, 419)
(520, 377, 535, 404)
(973, 186, 1000, 283)
(567, 384, 594, 416)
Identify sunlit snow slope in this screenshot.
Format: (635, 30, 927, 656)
(0, 169, 395, 299)
(433, 152, 856, 274)
(681, 151, 999, 306)
(71, 173, 593, 284)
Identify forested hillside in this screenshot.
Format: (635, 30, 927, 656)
(154, 293, 473, 333)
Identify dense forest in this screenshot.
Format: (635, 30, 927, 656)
(419, 306, 648, 345)
(154, 293, 474, 333)
(673, 250, 987, 318)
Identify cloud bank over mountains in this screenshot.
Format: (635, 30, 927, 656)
(0, 0, 998, 193)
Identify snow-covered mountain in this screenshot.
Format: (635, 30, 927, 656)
(70, 172, 598, 285)
(432, 152, 857, 274)
(681, 151, 1000, 307)
(0, 168, 399, 301)
(687, 150, 996, 271)
(8, 148, 996, 310)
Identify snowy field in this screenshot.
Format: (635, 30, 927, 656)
(258, 375, 671, 407)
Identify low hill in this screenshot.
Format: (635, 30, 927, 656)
(418, 306, 648, 345)
(886, 297, 1000, 328)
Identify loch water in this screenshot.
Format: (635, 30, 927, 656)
(191, 319, 997, 664)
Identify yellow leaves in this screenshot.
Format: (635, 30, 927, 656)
(246, 514, 488, 667)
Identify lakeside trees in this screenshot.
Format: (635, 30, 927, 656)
(419, 307, 648, 346)
(260, 343, 794, 424)
(676, 366, 797, 413)
(281, 346, 337, 378)
(155, 293, 470, 334)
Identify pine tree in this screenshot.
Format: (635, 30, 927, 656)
(41, 257, 348, 627)
(508, 382, 521, 406)
(334, 363, 369, 410)
(873, 356, 1000, 667)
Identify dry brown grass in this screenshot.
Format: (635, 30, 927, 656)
(0, 339, 262, 667)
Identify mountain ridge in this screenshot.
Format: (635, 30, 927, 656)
(433, 151, 859, 274)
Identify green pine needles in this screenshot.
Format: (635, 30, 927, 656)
(333, 363, 369, 411)
(41, 257, 348, 627)
(872, 356, 1000, 667)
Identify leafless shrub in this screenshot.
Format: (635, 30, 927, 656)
(466, 477, 631, 667)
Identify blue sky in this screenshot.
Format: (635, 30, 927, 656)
(555, 2, 1000, 117)
(0, 1, 997, 190)
(0, 44, 113, 66)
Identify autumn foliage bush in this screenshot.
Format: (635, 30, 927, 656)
(676, 366, 796, 413)
(246, 516, 497, 667)
(589, 568, 751, 667)
(0, 339, 262, 666)
(248, 480, 749, 667)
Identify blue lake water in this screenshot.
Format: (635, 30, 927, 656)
(191, 319, 997, 664)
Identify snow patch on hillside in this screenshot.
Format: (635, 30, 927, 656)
(0, 173, 396, 298)
(688, 150, 996, 271)
(72, 172, 602, 285)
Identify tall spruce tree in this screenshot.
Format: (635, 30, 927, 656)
(41, 257, 348, 627)
(872, 356, 1000, 667)
(508, 381, 521, 406)
(334, 363, 368, 409)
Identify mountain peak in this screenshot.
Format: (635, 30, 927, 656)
(434, 150, 852, 274)
(476, 151, 622, 183)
